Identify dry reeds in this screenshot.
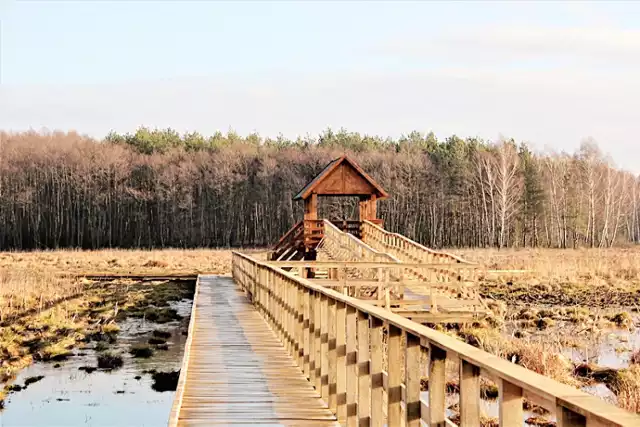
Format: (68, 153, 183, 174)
(0, 248, 232, 321)
(0, 268, 81, 322)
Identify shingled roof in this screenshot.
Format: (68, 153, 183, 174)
(293, 156, 389, 200)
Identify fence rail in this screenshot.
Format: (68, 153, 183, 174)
(232, 251, 640, 427)
(361, 221, 484, 304)
(361, 220, 473, 265)
(322, 219, 400, 263)
(265, 260, 482, 316)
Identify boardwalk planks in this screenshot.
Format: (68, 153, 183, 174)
(171, 275, 338, 426)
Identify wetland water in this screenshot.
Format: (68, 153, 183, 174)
(0, 298, 192, 427)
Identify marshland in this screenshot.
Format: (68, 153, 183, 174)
(0, 250, 230, 425)
(2, 248, 640, 426)
(2, 129, 640, 425)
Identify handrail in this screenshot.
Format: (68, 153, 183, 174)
(273, 220, 303, 250)
(322, 219, 399, 263)
(361, 220, 482, 294)
(232, 251, 640, 427)
(362, 220, 473, 265)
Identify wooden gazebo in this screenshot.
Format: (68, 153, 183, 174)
(293, 155, 388, 224)
(271, 156, 388, 261)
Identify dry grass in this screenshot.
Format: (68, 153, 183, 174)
(455, 247, 640, 286)
(449, 247, 640, 414)
(0, 248, 235, 276)
(451, 248, 640, 308)
(0, 269, 81, 322)
(458, 327, 577, 386)
(611, 365, 640, 413)
(0, 249, 235, 321)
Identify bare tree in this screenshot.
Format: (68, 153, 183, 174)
(494, 140, 522, 248)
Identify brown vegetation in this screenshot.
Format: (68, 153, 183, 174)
(0, 249, 230, 321)
(456, 248, 640, 308)
(0, 271, 196, 409)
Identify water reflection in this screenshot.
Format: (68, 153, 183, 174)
(0, 299, 192, 427)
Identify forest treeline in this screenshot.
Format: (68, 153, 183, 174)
(0, 127, 638, 250)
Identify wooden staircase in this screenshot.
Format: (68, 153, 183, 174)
(270, 221, 304, 261)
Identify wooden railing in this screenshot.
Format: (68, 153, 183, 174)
(322, 220, 398, 264)
(362, 220, 472, 264)
(232, 251, 640, 427)
(168, 275, 200, 427)
(330, 220, 363, 238)
(357, 221, 483, 305)
(361, 220, 478, 283)
(321, 220, 485, 314)
(304, 219, 325, 247)
(265, 260, 482, 322)
(272, 220, 304, 259)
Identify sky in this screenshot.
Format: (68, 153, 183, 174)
(1, 1, 639, 171)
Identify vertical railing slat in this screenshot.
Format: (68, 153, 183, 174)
(459, 360, 481, 427)
(499, 379, 523, 427)
(370, 316, 384, 427)
(308, 290, 316, 385)
(321, 294, 330, 401)
(558, 405, 587, 427)
(405, 333, 423, 427)
(337, 301, 347, 422)
(346, 305, 358, 427)
(387, 324, 402, 426)
(357, 311, 371, 427)
(303, 286, 310, 379)
(429, 345, 447, 427)
(328, 299, 338, 413)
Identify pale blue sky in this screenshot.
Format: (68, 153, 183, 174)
(1, 1, 640, 170)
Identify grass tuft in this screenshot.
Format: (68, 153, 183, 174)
(97, 351, 123, 369)
(129, 344, 154, 358)
(152, 330, 171, 339)
(151, 370, 180, 392)
(148, 337, 167, 345)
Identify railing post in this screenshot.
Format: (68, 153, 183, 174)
(557, 405, 586, 427)
(284, 279, 292, 355)
(556, 405, 588, 427)
(370, 316, 384, 427)
(292, 282, 299, 358)
(284, 277, 291, 352)
(357, 311, 371, 427)
(346, 305, 358, 427)
(459, 360, 481, 426)
(303, 288, 311, 380)
(429, 345, 447, 427)
(328, 299, 338, 414)
(291, 282, 298, 359)
(337, 301, 347, 423)
(314, 291, 322, 392)
(297, 285, 305, 369)
(499, 379, 523, 427)
(321, 295, 330, 402)
(270, 271, 279, 339)
(405, 333, 423, 427)
(387, 325, 402, 426)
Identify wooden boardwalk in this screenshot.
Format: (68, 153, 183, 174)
(171, 275, 338, 426)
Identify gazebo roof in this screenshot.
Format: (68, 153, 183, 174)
(293, 156, 388, 201)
